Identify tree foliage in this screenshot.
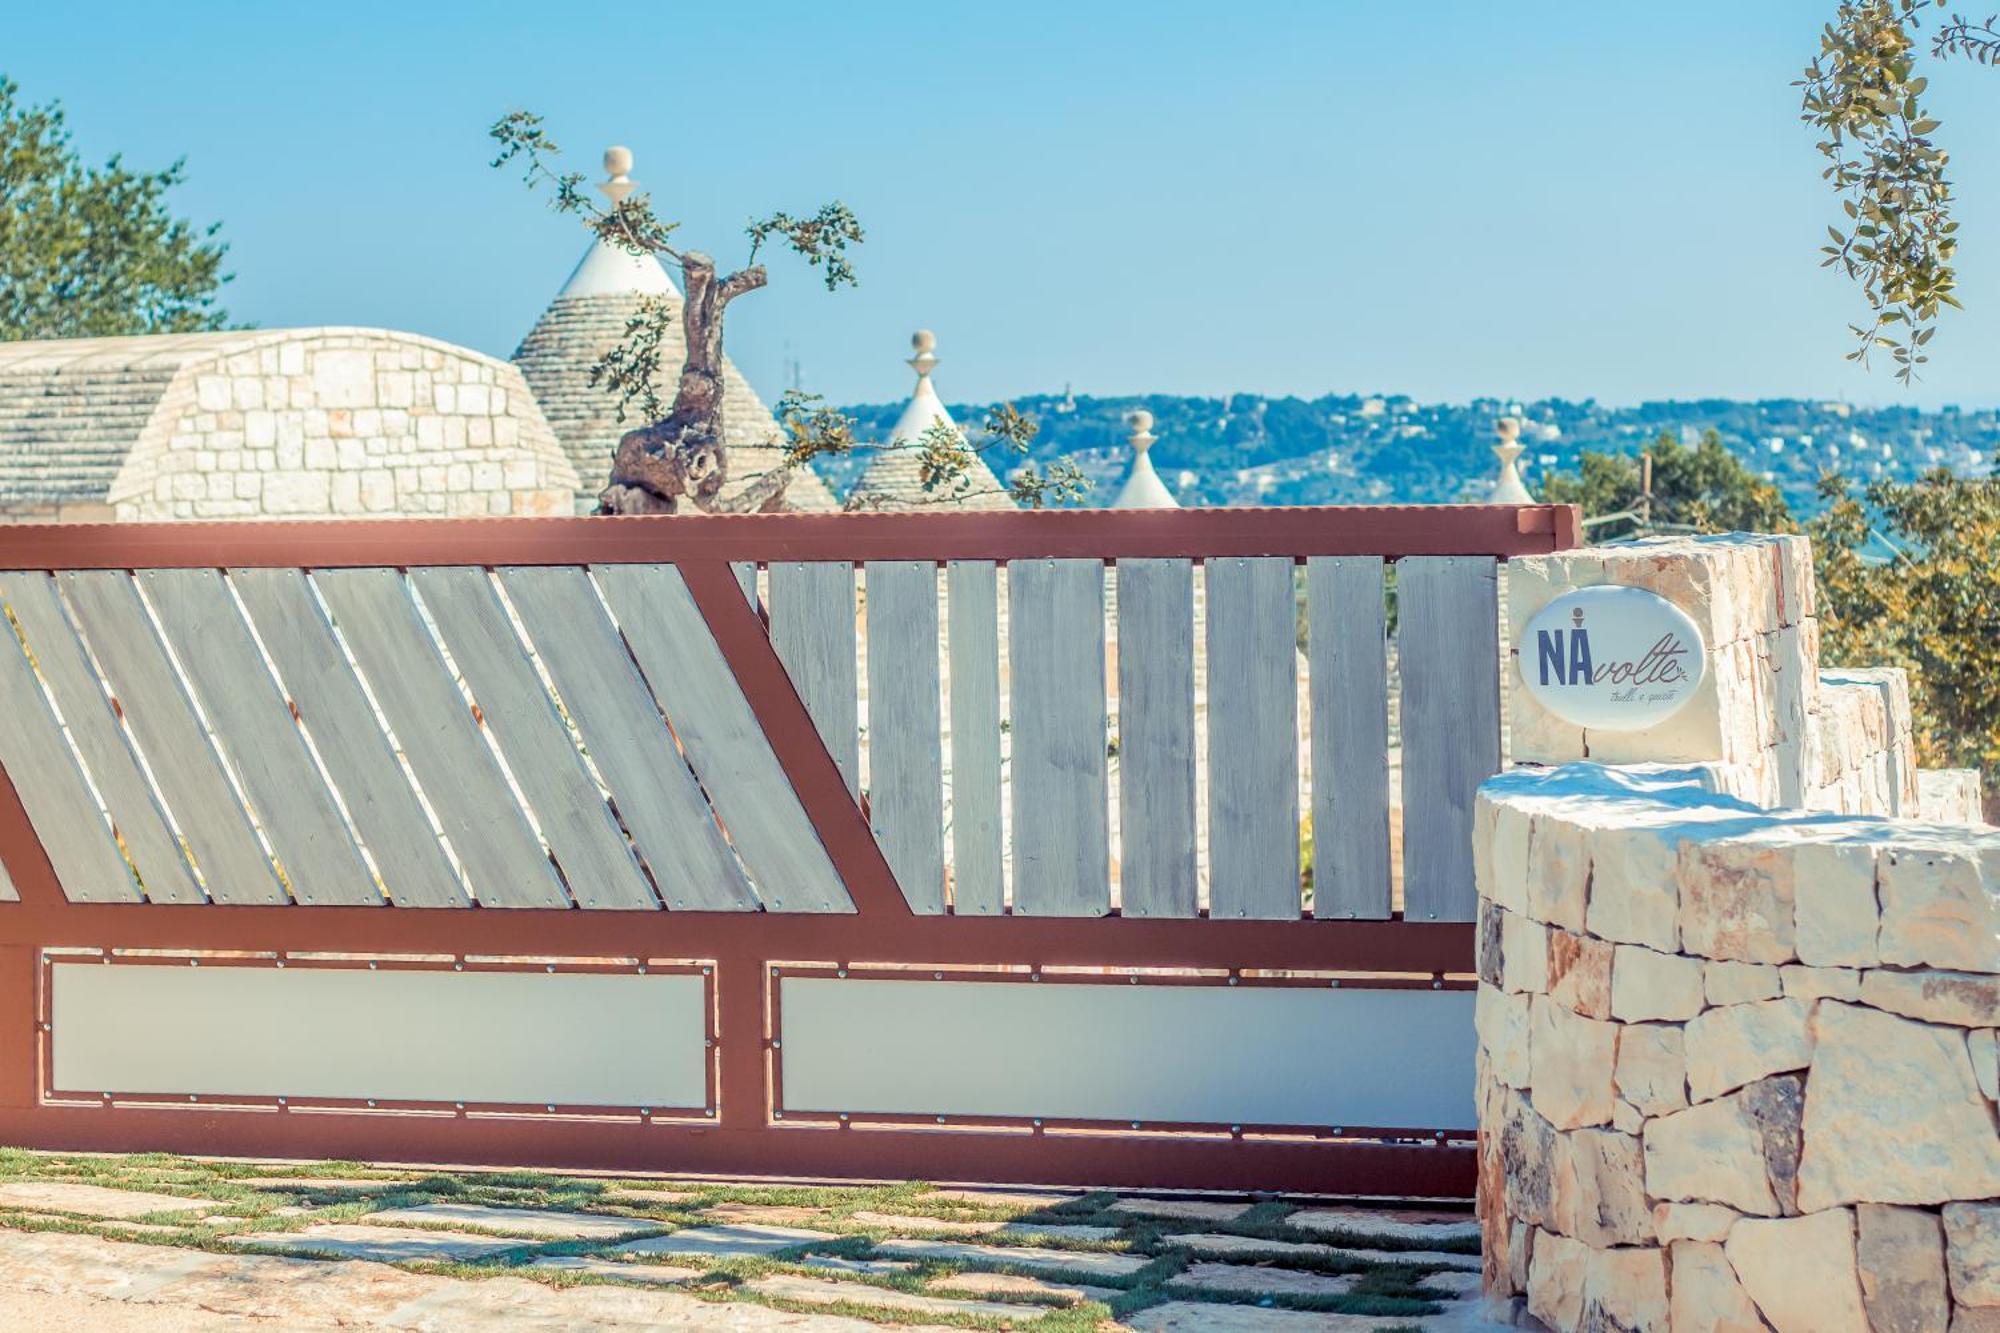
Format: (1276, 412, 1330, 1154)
(1539, 430, 1796, 538)
(0, 77, 229, 340)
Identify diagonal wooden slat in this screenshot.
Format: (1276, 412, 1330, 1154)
(410, 567, 659, 911)
(1115, 558, 1198, 918)
(594, 564, 852, 914)
(59, 571, 285, 905)
(312, 569, 570, 909)
(142, 569, 380, 907)
(0, 593, 140, 902)
(1398, 555, 1501, 923)
(1307, 556, 1393, 919)
(498, 566, 756, 912)
(766, 562, 859, 795)
(946, 560, 1004, 915)
(1205, 557, 1302, 920)
(863, 561, 946, 914)
(231, 568, 467, 908)
(0, 572, 202, 904)
(1008, 558, 1110, 917)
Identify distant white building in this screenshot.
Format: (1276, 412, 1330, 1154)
(1112, 410, 1177, 509)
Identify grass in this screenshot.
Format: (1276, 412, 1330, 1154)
(0, 1148, 1476, 1328)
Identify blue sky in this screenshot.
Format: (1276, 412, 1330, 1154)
(8, 2, 1999, 409)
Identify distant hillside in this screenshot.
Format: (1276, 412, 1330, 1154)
(815, 393, 1998, 511)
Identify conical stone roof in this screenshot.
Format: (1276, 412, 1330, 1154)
(1112, 410, 1178, 509)
(510, 150, 837, 513)
(844, 330, 1016, 512)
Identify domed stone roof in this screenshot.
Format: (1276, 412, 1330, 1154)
(844, 330, 1016, 512)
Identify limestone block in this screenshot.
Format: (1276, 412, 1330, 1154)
(1580, 1245, 1668, 1331)
(1680, 837, 1798, 964)
(1584, 657, 1729, 767)
(1612, 1097, 1644, 1134)
(1645, 1090, 1782, 1215)
(1919, 769, 1987, 826)
(1611, 944, 1705, 1022)
(1974, 1028, 1997, 1103)
(1528, 996, 1619, 1130)
(262, 472, 331, 515)
(1545, 928, 1612, 1019)
(1585, 824, 1679, 952)
(1478, 904, 1504, 988)
(1494, 1085, 1560, 1230)
(1475, 984, 1531, 1089)
(1684, 998, 1814, 1102)
(1502, 910, 1550, 995)
(1857, 1203, 1951, 1333)
(1527, 1227, 1588, 1333)
(1860, 969, 1999, 1027)
(1553, 1127, 1649, 1247)
(1947, 1202, 2000, 1307)
(1527, 815, 1590, 932)
(1793, 839, 1882, 967)
(1877, 846, 1999, 973)
(1726, 1207, 1870, 1332)
(1655, 1201, 1739, 1244)
(1782, 963, 1863, 1002)
(1670, 1240, 1769, 1332)
(1614, 1022, 1689, 1117)
(1706, 960, 1783, 1006)
(1797, 1003, 2000, 1210)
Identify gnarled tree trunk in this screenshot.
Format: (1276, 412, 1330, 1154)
(597, 253, 787, 515)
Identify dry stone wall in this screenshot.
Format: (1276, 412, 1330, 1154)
(1474, 763, 1998, 1332)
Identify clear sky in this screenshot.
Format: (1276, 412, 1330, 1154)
(8, 2, 1999, 410)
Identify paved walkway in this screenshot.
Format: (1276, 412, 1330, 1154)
(0, 1155, 1513, 1330)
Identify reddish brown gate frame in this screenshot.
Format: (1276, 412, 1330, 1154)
(0, 504, 1580, 1198)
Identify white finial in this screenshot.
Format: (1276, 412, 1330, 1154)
(1489, 415, 1534, 504)
(908, 329, 939, 378)
(1127, 409, 1156, 456)
(600, 146, 635, 204)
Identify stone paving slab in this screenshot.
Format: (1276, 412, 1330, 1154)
(705, 1202, 832, 1226)
(1108, 1198, 1255, 1224)
(225, 1223, 527, 1263)
(1128, 1303, 1422, 1331)
(0, 1182, 223, 1219)
(747, 1273, 1041, 1320)
(924, 1270, 1121, 1303)
(602, 1188, 700, 1208)
(614, 1223, 838, 1259)
(998, 1221, 1122, 1242)
(1419, 1269, 1485, 1297)
(846, 1210, 1004, 1235)
(1165, 1261, 1361, 1297)
(1178, 1232, 1483, 1270)
(873, 1237, 1150, 1277)
(244, 1178, 409, 1194)
(921, 1188, 1078, 1210)
(527, 1254, 700, 1285)
(366, 1202, 663, 1240)
(801, 1256, 918, 1276)
(1287, 1207, 1482, 1244)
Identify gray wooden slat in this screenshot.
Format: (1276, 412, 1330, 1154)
(863, 561, 945, 914)
(59, 571, 286, 905)
(141, 569, 379, 907)
(946, 560, 1003, 915)
(0, 596, 140, 902)
(409, 567, 657, 911)
(498, 566, 755, 911)
(231, 568, 467, 908)
(733, 562, 759, 607)
(1307, 557, 1394, 919)
(312, 568, 570, 909)
(1397, 555, 1501, 922)
(593, 564, 851, 913)
(1205, 557, 1302, 920)
(1008, 558, 1109, 917)
(0, 573, 202, 903)
(1115, 558, 1198, 918)
(766, 562, 859, 794)
(0, 848, 15, 901)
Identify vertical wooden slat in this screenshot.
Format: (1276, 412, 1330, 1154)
(1205, 557, 1302, 920)
(732, 561, 759, 607)
(1307, 556, 1393, 918)
(231, 568, 468, 908)
(312, 568, 571, 909)
(946, 560, 1004, 915)
(767, 562, 859, 795)
(593, 563, 853, 914)
(59, 571, 286, 905)
(1115, 558, 1198, 917)
(408, 567, 658, 911)
(141, 569, 380, 907)
(0, 599, 140, 902)
(498, 566, 756, 912)
(1008, 558, 1109, 917)
(0, 850, 14, 901)
(0, 573, 202, 903)
(863, 561, 945, 914)
(1398, 555, 1501, 922)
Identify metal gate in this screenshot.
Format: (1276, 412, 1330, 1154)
(0, 505, 1577, 1196)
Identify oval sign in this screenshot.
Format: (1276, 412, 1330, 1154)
(1520, 585, 1705, 732)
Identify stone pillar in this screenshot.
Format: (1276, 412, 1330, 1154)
(1474, 764, 1999, 1332)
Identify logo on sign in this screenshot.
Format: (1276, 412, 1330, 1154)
(1520, 585, 1705, 731)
